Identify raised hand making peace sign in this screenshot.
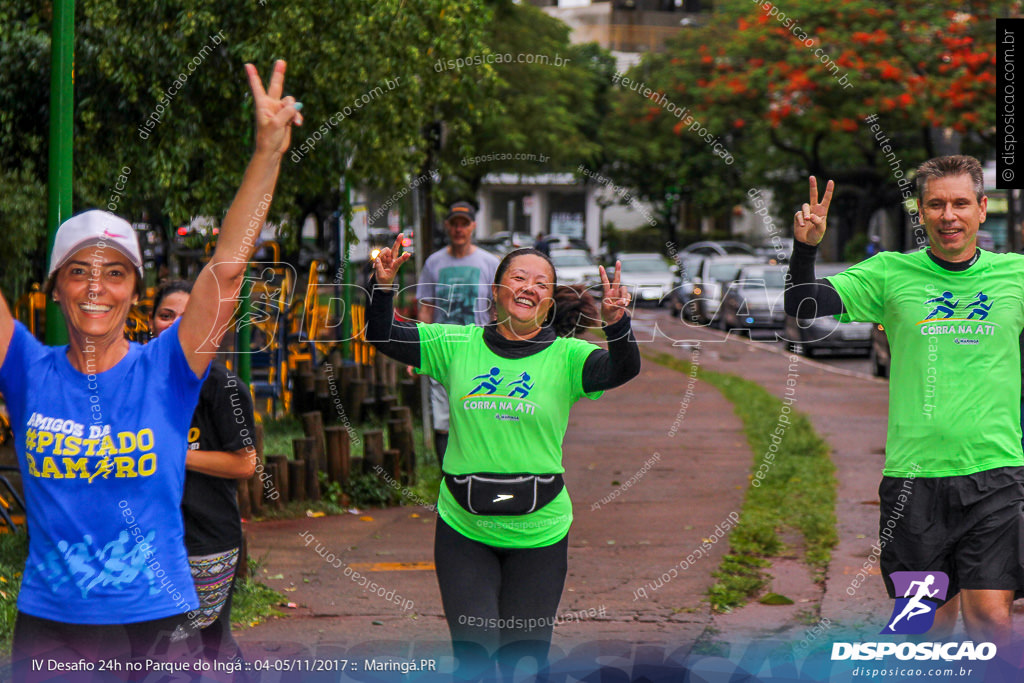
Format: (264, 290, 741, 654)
(372, 233, 412, 287)
(245, 60, 304, 157)
(793, 176, 835, 247)
(599, 261, 631, 326)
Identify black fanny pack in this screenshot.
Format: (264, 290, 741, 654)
(444, 473, 565, 516)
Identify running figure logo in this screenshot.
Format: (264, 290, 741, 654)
(924, 292, 959, 320)
(920, 290, 996, 322)
(967, 291, 992, 320)
(469, 368, 503, 395)
(465, 368, 537, 400)
(881, 571, 949, 635)
(507, 372, 534, 399)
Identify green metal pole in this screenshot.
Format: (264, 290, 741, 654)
(237, 275, 252, 386)
(341, 177, 352, 361)
(45, 0, 75, 345)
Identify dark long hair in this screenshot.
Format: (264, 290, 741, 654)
(494, 248, 599, 338)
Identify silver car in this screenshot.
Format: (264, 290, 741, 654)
(689, 255, 764, 324)
(782, 262, 875, 356)
(616, 253, 676, 307)
(718, 264, 788, 335)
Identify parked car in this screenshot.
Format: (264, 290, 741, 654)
(783, 262, 875, 357)
(546, 235, 591, 253)
(667, 253, 706, 319)
(754, 237, 794, 264)
(478, 231, 535, 256)
(680, 240, 758, 257)
(870, 324, 890, 378)
(616, 253, 676, 307)
(687, 255, 764, 324)
(718, 264, 788, 336)
(550, 249, 601, 290)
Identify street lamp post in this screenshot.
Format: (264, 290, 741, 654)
(46, 0, 75, 345)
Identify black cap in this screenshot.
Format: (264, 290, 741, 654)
(446, 201, 476, 223)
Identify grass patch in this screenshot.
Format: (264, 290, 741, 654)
(260, 415, 303, 458)
(647, 352, 837, 613)
(232, 557, 285, 629)
(0, 533, 26, 657)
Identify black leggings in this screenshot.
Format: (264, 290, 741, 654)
(434, 517, 568, 679)
(11, 611, 200, 682)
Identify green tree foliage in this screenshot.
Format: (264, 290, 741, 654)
(0, 0, 495, 294)
(0, 4, 52, 298)
(437, 0, 615, 202)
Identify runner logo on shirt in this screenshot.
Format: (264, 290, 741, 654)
(881, 571, 949, 635)
(917, 291, 998, 338)
(461, 367, 538, 421)
(35, 530, 162, 598)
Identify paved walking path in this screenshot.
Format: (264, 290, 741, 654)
(237, 312, 1023, 679)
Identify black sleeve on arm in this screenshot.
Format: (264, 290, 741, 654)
(581, 314, 641, 394)
(365, 277, 421, 367)
(784, 240, 846, 318)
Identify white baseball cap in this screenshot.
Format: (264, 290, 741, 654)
(48, 210, 144, 294)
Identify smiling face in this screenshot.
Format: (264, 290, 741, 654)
(921, 174, 987, 262)
(53, 246, 138, 342)
(150, 291, 190, 338)
(492, 254, 556, 336)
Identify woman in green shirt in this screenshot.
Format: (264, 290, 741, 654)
(367, 236, 640, 679)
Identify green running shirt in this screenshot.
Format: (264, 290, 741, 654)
(827, 249, 1024, 477)
(417, 323, 603, 547)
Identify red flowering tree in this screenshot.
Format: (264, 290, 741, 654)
(601, 0, 997, 251)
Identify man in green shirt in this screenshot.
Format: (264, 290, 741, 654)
(784, 156, 1024, 647)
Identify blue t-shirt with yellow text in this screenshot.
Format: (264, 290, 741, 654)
(0, 320, 205, 624)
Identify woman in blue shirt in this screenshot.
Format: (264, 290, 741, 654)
(0, 61, 300, 677)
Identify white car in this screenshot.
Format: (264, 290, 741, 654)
(616, 253, 675, 306)
(550, 249, 601, 289)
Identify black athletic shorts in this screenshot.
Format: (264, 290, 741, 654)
(878, 465, 1024, 601)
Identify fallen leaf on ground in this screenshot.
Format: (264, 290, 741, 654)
(759, 593, 795, 605)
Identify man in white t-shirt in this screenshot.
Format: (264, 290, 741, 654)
(416, 202, 499, 465)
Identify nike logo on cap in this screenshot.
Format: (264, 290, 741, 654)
(102, 229, 128, 239)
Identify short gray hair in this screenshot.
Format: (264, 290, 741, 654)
(916, 155, 984, 205)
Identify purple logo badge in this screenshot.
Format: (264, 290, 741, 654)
(881, 571, 949, 635)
